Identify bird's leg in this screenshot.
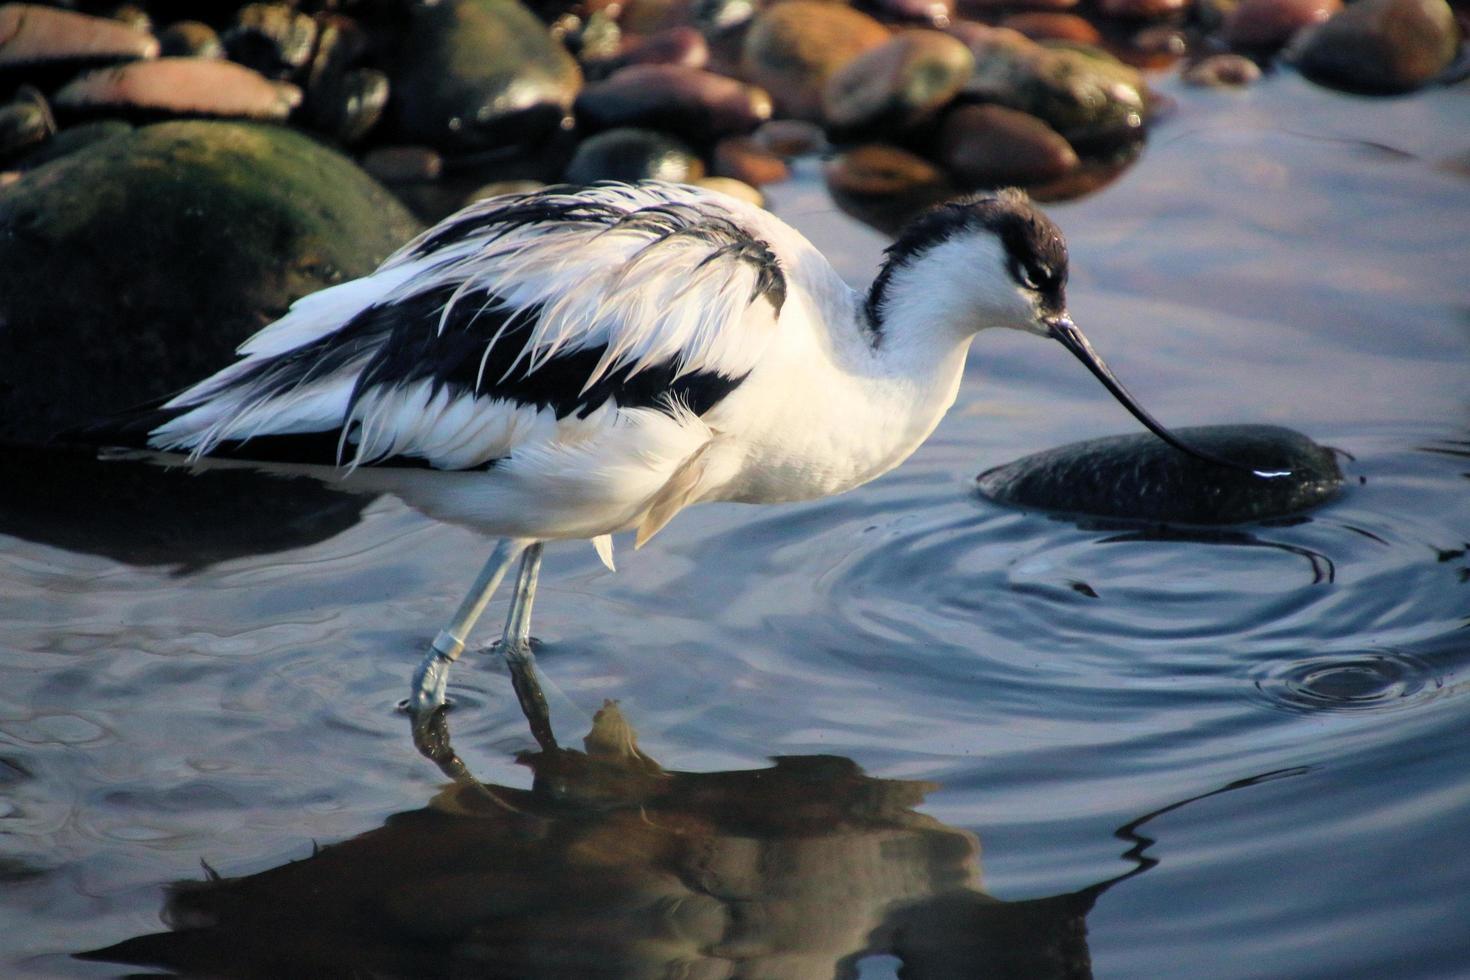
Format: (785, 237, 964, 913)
(499, 543, 558, 751)
(410, 538, 529, 714)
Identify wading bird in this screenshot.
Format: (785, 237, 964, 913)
(89, 182, 1257, 729)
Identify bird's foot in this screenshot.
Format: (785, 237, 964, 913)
(408, 649, 452, 715)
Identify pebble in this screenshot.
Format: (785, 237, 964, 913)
(696, 175, 764, 207)
(1000, 13, 1104, 44)
(821, 30, 975, 134)
(53, 59, 302, 121)
(752, 118, 828, 157)
(156, 21, 224, 60)
(741, 1, 890, 122)
(1224, 0, 1341, 48)
(610, 26, 710, 72)
(1183, 52, 1264, 85)
(1293, 0, 1459, 92)
(0, 86, 53, 162)
(0, 120, 420, 445)
(362, 145, 444, 184)
(824, 143, 957, 235)
(872, 0, 957, 26)
(394, 0, 582, 152)
(564, 127, 705, 184)
(575, 64, 772, 142)
(0, 3, 159, 68)
(222, 3, 317, 80)
(305, 67, 389, 145)
(713, 135, 789, 185)
(938, 103, 1078, 185)
(1132, 24, 1191, 57)
(976, 425, 1344, 524)
(1095, 0, 1192, 17)
(11, 118, 130, 169)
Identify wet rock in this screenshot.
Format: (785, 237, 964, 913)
(976, 425, 1343, 524)
(53, 58, 302, 121)
(714, 134, 789, 185)
(1183, 52, 1264, 85)
(752, 117, 828, 157)
(1001, 13, 1103, 44)
(1292, 0, 1459, 93)
(822, 30, 974, 134)
(564, 127, 704, 184)
(605, 25, 710, 73)
(1132, 24, 1190, 57)
(0, 86, 53, 163)
(870, 0, 957, 26)
(394, 0, 582, 153)
(0, 120, 420, 445)
(1224, 0, 1341, 48)
(157, 20, 224, 60)
(576, 64, 771, 141)
(938, 102, 1078, 185)
(13, 118, 129, 168)
(741, 1, 890, 122)
(222, 3, 317, 80)
(362, 145, 443, 184)
(1095, 0, 1190, 18)
(305, 67, 389, 144)
(0, 3, 159, 69)
(963, 29, 1153, 145)
(825, 143, 956, 236)
(696, 175, 763, 206)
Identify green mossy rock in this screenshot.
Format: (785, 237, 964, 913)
(0, 119, 421, 445)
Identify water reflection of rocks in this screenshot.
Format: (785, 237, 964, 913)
(83, 694, 1299, 979)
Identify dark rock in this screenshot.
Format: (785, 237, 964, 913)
(1000, 13, 1103, 44)
(394, 0, 582, 153)
(869, 0, 957, 26)
(362, 144, 444, 184)
(1095, 0, 1190, 18)
(1183, 52, 1264, 85)
(741, 1, 890, 122)
(1132, 24, 1190, 57)
(937, 102, 1078, 185)
(222, 3, 317, 80)
(52, 59, 302, 121)
(962, 29, 1154, 145)
(605, 25, 709, 73)
(825, 143, 956, 236)
(752, 117, 828, 157)
(564, 127, 704, 183)
(157, 20, 224, 60)
(576, 64, 771, 141)
(1224, 0, 1340, 48)
(306, 67, 389, 144)
(713, 134, 789, 185)
(0, 120, 421, 445)
(821, 30, 974, 134)
(0, 3, 159, 70)
(12, 118, 130, 168)
(976, 425, 1343, 524)
(1292, 0, 1459, 93)
(0, 86, 53, 163)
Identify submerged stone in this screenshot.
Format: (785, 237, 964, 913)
(0, 120, 420, 445)
(976, 425, 1343, 524)
(1292, 0, 1458, 93)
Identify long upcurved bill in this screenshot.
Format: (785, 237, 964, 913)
(1046, 315, 1289, 479)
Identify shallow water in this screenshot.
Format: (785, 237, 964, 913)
(3, 75, 1469, 978)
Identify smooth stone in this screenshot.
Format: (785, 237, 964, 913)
(0, 86, 52, 161)
(938, 102, 1078, 185)
(305, 66, 390, 145)
(13, 118, 130, 168)
(963, 30, 1153, 145)
(976, 425, 1344, 524)
(1224, 0, 1341, 48)
(1095, 0, 1191, 18)
(464, 178, 545, 205)
(564, 127, 704, 184)
(52, 58, 301, 121)
(821, 30, 974, 134)
(0, 120, 420, 445)
(1183, 52, 1264, 85)
(157, 21, 224, 60)
(109, 4, 152, 34)
(957, 0, 1079, 11)
(394, 0, 582, 153)
(713, 134, 789, 185)
(362, 145, 444, 184)
(576, 64, 771, 141)
(741, 1, 890, 122)
(696, 175, 764, 207)
(1001, 13, 1103, 44)
(609, 26, 709, 72)
(824, 143, 956, 236)
(222, 3, 317, 80)
(0, 3, 159, 68)
(752, 118, 828, 157)
(1292, 0, 1459, 93)
(872, 0, 957, 26)
(1132, 24, 1190, 57)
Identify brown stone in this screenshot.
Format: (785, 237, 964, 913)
(741, 2, 890, 122)
(752, 118, 829, 157)
(714, 135, 790, 185)
(824, 143, 956, 235)
(1293, 0, 1458, 92)
(576, 64, 772, 140)
(1224, 0, 1341, 48)
(1000, 13, 1103, 44)
(0, 3, 159, 66)
(53, 59, 302, 121)
(1183, 52, 1264, 85)
(1096, 0, 1191, 18)
(937, 103, 1078, 185)
(821, 30, 974, 133)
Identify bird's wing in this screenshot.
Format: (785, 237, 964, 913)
(145, 183, 789, 471)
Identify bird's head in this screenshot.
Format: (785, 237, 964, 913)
(866, 189, 1288, 478)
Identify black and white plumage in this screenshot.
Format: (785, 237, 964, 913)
(91, 181, 1244, 726)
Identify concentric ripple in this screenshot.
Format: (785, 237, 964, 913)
(1248, 650, 1443, 715)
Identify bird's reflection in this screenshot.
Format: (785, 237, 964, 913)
(81, 691, 1300, 979)
(0, 444, 370, 570)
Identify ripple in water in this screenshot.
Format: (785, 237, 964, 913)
(1249, 650, 1443, 715)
